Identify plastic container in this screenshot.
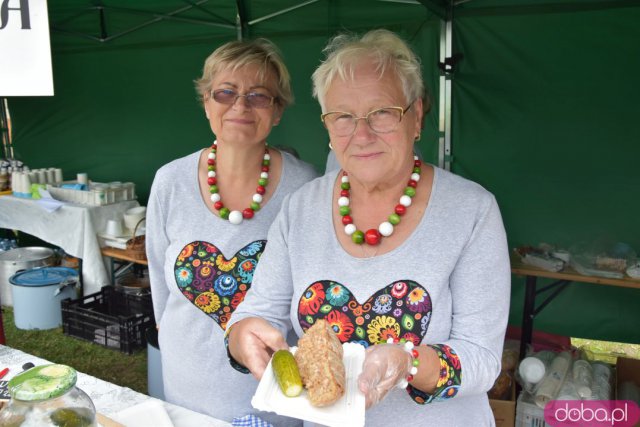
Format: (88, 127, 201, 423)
(146, 327, 165, 400)
(61, 285, 154, 354)
(0, 364, 97, 426)
(0, 246, 55, 307)
(10, 267, 79, 330)
(515, 392, 549, 427)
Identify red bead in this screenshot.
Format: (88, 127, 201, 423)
(261, 166, 270, 172)
(340, 189, 350, 197)
(207, 159, 215, 165)
(411, 349, 419, 358)
(407, 375, 414, 382)
(408, 180, 417, 188)
(393, 337, 400, 343)
(341, 215, 353, 225)
(395, 204, 407, 215)
(213, 201, 224, 210)
(256, 185, 266, 195)
(364, 229, 381, 245)
(242, 208, 254, 219)
(414, 159, 421, 167)
(207, 177, 217, 185)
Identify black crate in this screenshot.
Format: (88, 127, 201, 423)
(61, 285, 154, 354)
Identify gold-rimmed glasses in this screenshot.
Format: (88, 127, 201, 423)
(320, 104, 413, 137)
(209, 89, 276, 109)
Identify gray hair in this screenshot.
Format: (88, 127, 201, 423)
(312, 29, 425, 111)
(195, 38, 293, 107)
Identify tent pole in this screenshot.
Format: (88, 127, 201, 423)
(0, 98, 13, 160)
(438, 11, 453, 170)
(236, 0, 249, 40)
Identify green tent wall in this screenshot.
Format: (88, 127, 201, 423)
(5, 0, 640, 344)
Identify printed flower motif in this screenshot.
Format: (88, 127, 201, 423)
(442, 345, 461, 370)
(402, 332, 421, 346)
(196, 264, 213, 279)
(178, 244, 196, 261)
(390, 281, 408, 298)
(299, 282, 326, 315)
(393, 308, 402, 317)
(406, 287, 431, 313)
(231, 290, 247, 309)
(239, 241, 264, 257)
(440, 385, 459, 400)
(216, 255, 237, 272)
(192, 258, 201, 268)
(371, 294, 393, 314)
(182, 290, 194, 301)
(326, 310, 355, 342)
(175, 267, 193, 287)
(421, 313, 431, 335)
(326, 283, 350, 306)
(203, 243, 218, 254)
(195, 291, 220, 313)
(367, 315, 400, 344)
(437, 358, 451, 387)
(236, 259, 257, 283)
(214, 274, 238, 296)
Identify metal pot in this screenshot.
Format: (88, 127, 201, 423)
(0, 247, 56, 306)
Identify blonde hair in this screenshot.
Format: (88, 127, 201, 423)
(312, 29, 425, 111)
(195, 38, 293, 107)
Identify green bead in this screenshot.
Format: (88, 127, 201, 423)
(399, 338, 406, 343)
(389, 213, 401, 225)
(404, 187, 416, 197)
(352, 230, 364, 244)
(209, 185, 218, 193)
(208, 165, 214, 171)
(413, 166, 421, 174)
(258, 178, 268, 186)
(219, 207, 230, 219)
(412, 359, 420, 367)
(263, 159, 270, 166)
(339, 206, 351, 216)
(341, 182, 350, 190)
(250, 202, 261, 211)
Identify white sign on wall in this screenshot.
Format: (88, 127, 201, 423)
(0, 0, 54, 96)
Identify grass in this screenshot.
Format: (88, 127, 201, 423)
(2, 306, 148, 394)
(571, 337, 640, 364)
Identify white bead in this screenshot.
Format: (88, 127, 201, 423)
(260, 172, 269, 179)
(399, 195, 412, 207)
(378, 221, 394, 237)
(411, 173, 420, 182)
(208, 152, 216, 159)
(338, 196, 350, 207)
(208, 171, 216, 178)
(210, 193, 221, 203)
(252, 194, 263, 203)
(341, 175, 349, 183)
(344, 224, 356, 235)
(410, 366, 418, 376)
(264, 153, 271, 160)
(397, 378, 409, 389)
(228, 210, 243, 225)
(414, 155, 419, 160)
(404, 341, 414, 351)
(387, 337, 395, 344)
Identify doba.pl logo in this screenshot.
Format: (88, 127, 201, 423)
(544, 400, 640, 426)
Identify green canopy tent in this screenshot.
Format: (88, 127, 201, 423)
(4, 0, 640, 344)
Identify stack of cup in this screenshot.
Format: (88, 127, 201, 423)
(518, 356, 547, 393)
(591, 363, 612, 400)
(572, 360, 593, 399)
(534, 351, 572, 408)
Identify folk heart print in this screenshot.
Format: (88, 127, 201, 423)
(174, 240, 266, 330)
(297, 280, 432, 347)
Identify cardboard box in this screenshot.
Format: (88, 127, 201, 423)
(489, 380, 516, 427)
(616, 356, 640, 427)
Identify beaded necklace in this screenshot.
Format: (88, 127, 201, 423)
(338, 156, 421, 245)
(207, 140, 271, 225)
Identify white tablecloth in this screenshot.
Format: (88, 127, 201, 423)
(0, 345, 231, 427)
(0, 196, 138, 301)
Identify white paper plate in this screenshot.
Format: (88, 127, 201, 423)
(252, 342, 366, 427)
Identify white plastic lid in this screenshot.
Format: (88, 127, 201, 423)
(519, 357, 546, 383)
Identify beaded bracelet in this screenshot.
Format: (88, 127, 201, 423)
(385, 337, 420, 389)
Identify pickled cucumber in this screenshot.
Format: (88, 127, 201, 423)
(272, 350, 302, 397)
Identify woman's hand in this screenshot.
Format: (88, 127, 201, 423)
(228, 317, 288, 380)
(357, 343, 413, 408)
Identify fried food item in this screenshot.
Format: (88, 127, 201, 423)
(295, 319, 345, 406)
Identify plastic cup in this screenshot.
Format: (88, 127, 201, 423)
(105, 219, 124, 237)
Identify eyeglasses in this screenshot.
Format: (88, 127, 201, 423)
(209, 89, 276, 109)
(320, 104, 413, 137)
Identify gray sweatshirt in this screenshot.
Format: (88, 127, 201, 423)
(229, 166, 510, 427)
(147, 149, 317, 424)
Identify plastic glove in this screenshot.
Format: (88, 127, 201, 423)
(357, 343, 413, 408)
(228, 317, 288, 380)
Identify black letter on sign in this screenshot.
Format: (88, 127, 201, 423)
(0, 0, 32, 30)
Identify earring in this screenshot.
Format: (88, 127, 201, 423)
(414, 133, 421, 142)
(329, 142, 334, 150)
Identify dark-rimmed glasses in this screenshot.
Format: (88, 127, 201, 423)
(320, 104, 413, 137)
(209, 89, 276, 109)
